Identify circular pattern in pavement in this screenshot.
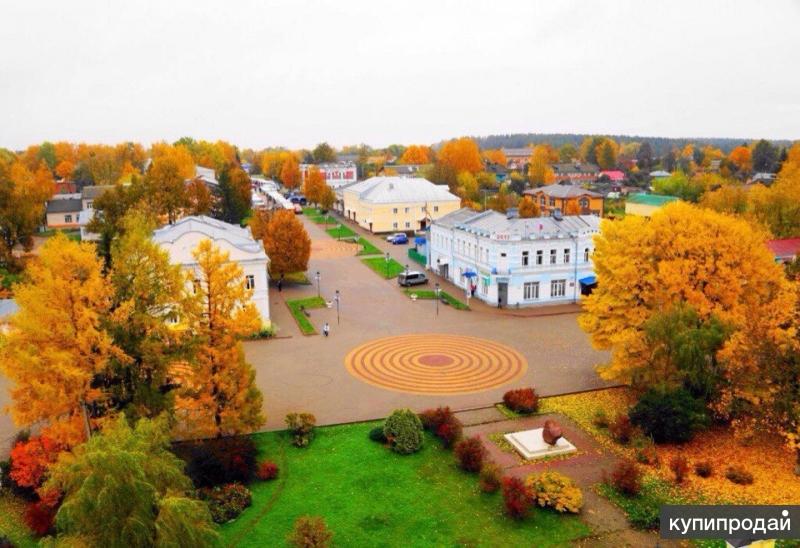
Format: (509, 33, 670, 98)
(344, 334, 528, 395)
(311, 239, 359, 259)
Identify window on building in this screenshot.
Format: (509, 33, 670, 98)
(524, 281, 539, 300)
(65, 214, 72, 223)
(579, 198, 589, 208)
(481, 277, 489, 295)
(536, 250, 543, 265)
(540, 196, 546, 206)
(584, 247, 590, 262)
(550, 249, 557, 264)
(434, 206, 439, 212)
(405, 221, 410, 228)
(521, 251, 529, 266)
(564, 248, 570, 264)
(549, 198, 555, 206)
(551, 279, 566, 297)
(404, 207, 410, 213)
(245, 275, 255, 290)
(392, 208, 398, 214)
(393, 222, 398, 229)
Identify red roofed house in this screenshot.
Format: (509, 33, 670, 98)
(599, 170, 625, 183)
(766, 238, 800, 264)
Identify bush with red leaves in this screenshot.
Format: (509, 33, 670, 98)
(669, 455, 689, 484)
(454, 436, 487, 473)
(10, 436, 63, 489)
(502, 388, 539, 414)
(502, 476, 532, 520)
(419, 407, 463, 448)
(171, 435, 258, 488)
(608, 415, 635, 445)
(256, 461, 279, 481)
(24, 500, 57, 537)
(610, 459, 641, 496)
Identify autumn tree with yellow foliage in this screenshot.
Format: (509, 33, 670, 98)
(260, 209, 311, 277)
(482, 149, 507, 167)
(0, 234, 120, 446)
(398, 145, 431, 165)
(0, 159, 55, 264)
(527, 145, 555, 186)
(518, 196, 540, 218)
(437, 137, 483, 175)
(146, 143, 195, 223)
(174, 240, 264, 439)
(579, 202, 795, 405)
(303, 166, 326, 205)
(280, 154, 301, 190)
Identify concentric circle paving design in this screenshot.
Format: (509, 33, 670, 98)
(344, 334, 528, 395)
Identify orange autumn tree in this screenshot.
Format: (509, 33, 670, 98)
(482, 149, 507, 167)
(146, 143, 195, 222)
(280, 154, 301, 190)
(398, 145, 431, 165)
(0, 234, 119, 446)
(517, 196, 540, 218)
(579, 201, 795, 388)
(728, 145, 752, 173)
(0, 159, 55, 262)
(437, 137, 483, 175)
(9, 435, 63, 488)
(303, 166, 326, 204)
(261, 209, 311, 277)
(174, 240, 264, 439)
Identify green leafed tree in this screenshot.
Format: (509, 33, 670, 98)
(45, 415, 219, 547)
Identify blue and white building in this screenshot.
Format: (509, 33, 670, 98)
(428, 208, 600, 307)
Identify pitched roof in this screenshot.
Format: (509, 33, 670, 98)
(152, 215, 268, 259)
(553, 162, 599, 174)
(46, 198, 82, 214)
(600, 170, 625, 182)
(433, 208, 600, 239)
(525, 185, 602, 199)
(626, 193, 679, 206)
(345, 177, 459, 204)
(501, 148, 533, 157)
(766, 238, 800, 259)
(649, 170, 671, 178)
(194, 166, 218, 186)
(81, 185, 115, 200)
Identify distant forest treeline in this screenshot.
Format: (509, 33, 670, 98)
(453, 133, 793, 156)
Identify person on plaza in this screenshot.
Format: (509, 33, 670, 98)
(277, 274, 284, 292)
(323, 322, 330, 337)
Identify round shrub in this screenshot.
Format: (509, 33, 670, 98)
(501, 476, 532, 520)
(368, 426, 387, 443)
(383, 409, 424, 455)
(610, 459, 641, 496)
(288, 515, 333, 548)
(502, 388, 539, 414)
(694, 460, 713, 478)
(198, 483, 252, 524)
(525, 471, 583, 514)
(420, 406, 463, 448)
(479, 462, 502, 493)
(669, 454, 689, 484)
(285, 412, 317, 448)
(172, 435, 257, 488)
(629, 387, 708, 444)
(608, 414, 635, 445)
(256, 461, 279, 481)
(454, 436, 486, 473)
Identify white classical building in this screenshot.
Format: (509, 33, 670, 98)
(152, 216, 271, 325)
(428, 209, 600, 307)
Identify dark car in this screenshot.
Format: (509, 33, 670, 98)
(397, 271, 428, 287)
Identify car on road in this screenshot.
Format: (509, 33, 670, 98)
(397, 271, 428, 287)
(386, 233, 409, 244)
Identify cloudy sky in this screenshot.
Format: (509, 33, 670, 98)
(1, 0, 798, 150)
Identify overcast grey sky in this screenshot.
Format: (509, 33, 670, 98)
(1, 0, 798, 150)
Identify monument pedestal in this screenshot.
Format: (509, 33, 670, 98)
(503, 428, 577, 460)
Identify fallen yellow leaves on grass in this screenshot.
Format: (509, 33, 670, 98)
(540, 387, 800, 505)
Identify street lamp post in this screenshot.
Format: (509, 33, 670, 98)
(405, 263, 409, 278)
(385, 252, 390, 279)
(435, 282, 441, 317)
(335, 289, 340, 325)
(315, 271, 321, 298)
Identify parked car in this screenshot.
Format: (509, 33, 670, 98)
(398, 271, 428, 287)
(386, 233, 408, 244)
(294, 204, 303, 214)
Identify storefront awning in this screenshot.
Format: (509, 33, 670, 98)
(579, 275, 597, 286)
(463, 270, 478, 278)
(414, 236, 427, 245)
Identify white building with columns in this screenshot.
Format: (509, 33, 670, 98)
(152, 216, 271, 325)
(428, 208, 600, 307)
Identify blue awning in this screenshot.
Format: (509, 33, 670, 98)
(579, 275, 597, 285)
(463, 270, 478, 278)
(414, 236, 427, 245)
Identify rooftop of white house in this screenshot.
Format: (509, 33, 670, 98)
(152, 215, 268, 259)
(345, 176, 459, 204)
(433, 208, 600, 240)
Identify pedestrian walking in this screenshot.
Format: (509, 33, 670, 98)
(323, 322, 330, 337)
(277, 275, 283, 292)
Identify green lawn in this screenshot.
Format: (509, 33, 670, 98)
(40, 228, 81, 241)
(303, 208, 337, 225)
(361, 257, 405, 279)
(271, 271, 310, 285)
(285, 296, 326, 335)
(403, 289, 470, 310)
(221, 422, 590, 547)
(356, 237, 382, 256)
(326, 224, 357, 239)
(0, 495, 36, 547)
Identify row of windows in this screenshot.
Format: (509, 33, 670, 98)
(523, 279, 566, 300)
(538, 196, 591, 208)
(391, 206, 439, 214)
(521, 248, 591, 266)
(433, 232, 592, 266)
(193, 274, 257, 292)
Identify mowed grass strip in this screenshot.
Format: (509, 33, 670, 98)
(285, 296, 326, 335)
(361, 257, 405, 279)
(403, 289, 470, 310)
(326, 224, 357, 239)
(356, 237, 382, 256)
(220, 422, 590, 547)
